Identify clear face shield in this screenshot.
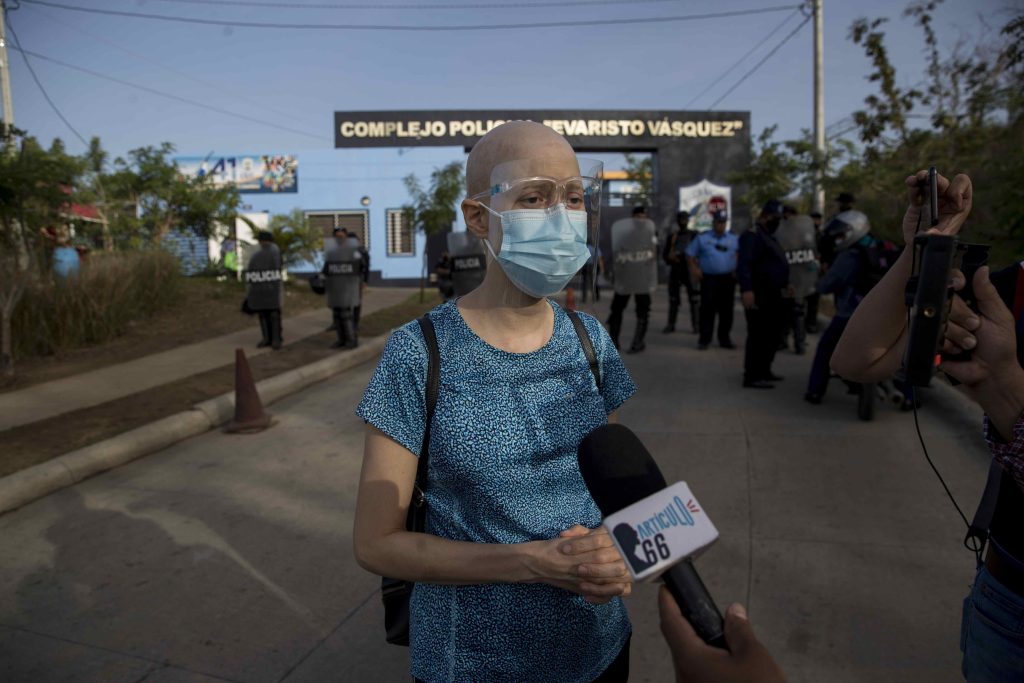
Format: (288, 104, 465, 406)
(470, 156, 603, 305)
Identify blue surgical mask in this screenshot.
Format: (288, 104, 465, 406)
(481, 203, 591, 298)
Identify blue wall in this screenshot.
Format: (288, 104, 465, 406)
(212, 146, 469, 282)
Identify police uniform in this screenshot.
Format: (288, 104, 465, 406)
(447, 232, 487, 297)
(435, 253, 455, 300)
(774, 215, 819, 354)
(322, 237, 363, 348)
(608, 216, 658, 353)
(737, 221, 789, 386)
(245, 238, 284, 350)
(663, 225, 699, 333)
(685, 225, 739, 348)
(353, 239, 370, 331)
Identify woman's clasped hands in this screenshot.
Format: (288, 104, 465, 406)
(525, 524, 633, 604)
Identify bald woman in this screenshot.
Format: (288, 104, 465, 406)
(353, 122, 636, 682)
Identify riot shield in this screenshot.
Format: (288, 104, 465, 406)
(610, 217, 658, 296)
(447, 231, 487, 297)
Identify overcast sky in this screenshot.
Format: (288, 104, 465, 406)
(5, 0, 1019, 164)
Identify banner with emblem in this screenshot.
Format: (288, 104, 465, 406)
(678, 180, 731, 233)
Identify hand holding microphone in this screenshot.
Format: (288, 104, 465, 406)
(659, 588, 787, 683)
(577, 423, 727, 648)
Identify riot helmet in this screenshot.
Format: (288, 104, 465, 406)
(824, 210, 871, 251)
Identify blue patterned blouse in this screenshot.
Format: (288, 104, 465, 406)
(356, 299, 636, 683)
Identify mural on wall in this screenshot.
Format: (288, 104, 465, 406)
(678, 180, 731, 233)
(175, 155, 298, 193)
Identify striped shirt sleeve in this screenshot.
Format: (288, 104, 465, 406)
(984, 414, 1024, 493)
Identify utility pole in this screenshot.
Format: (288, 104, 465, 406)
(812, 0, 825, 214)
(0, 0, 14, 146)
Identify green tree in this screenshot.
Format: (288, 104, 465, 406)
(0, 134, 84, 376)
(403, 161, 465, 300)
(268, 208, 322, 268)
(726, 125, 801, 210)
(736, 3, 1023, 261)
(109, 143, 242, 246)
(622, 153, 653, 203)
(76, 136, 116, 251)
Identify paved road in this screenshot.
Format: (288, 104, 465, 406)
(0, 287, 414, 433)
(0, 290, 991, 682)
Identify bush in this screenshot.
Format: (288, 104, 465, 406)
(12, 250, 182, 358)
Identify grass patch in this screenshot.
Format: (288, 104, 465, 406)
(0, 288, 441, 477)
(360, 290, 444, 338)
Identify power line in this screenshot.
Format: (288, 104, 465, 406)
(20, 1, 802, 32)
(27, 4, 308, 126)
(707, 13, 811, 110)
(683, 6, 801, 110)
(128, 0, 713, 10)
(6, 19, 89, 147)
(7, 46, 331, 143)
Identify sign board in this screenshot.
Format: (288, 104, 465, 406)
(334, 110, 746, 149)
(175, 155, 299, 193)
(678, 179, 732, 233)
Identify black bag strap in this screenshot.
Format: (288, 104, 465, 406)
(964, 264, 1024, 559)
(406, 315, 439, 531)
(965, 458, 1003, 559)
(565, 308, 602, 392)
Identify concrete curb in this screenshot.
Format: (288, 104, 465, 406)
(0, 335, 388, 516)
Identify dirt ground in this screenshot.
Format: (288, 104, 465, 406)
(0, 276, 325, 394)
(0, 290, 442, 478)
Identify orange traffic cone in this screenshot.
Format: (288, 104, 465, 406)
(225, 348, 273, 433)
(565, 286, 576, 311)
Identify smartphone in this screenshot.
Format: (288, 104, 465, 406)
(928, 166, 939, 228)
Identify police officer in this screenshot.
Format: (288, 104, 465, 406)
(663, 210, 700, 334)
(447, 231, 487, 297)
(322, 229, 364, 349)
(686, 209, 739, 350)
(804, 210, 900, 403)
(245, 230, 284, 350)
(608, 206, 658, 353)
(737, 200, 789, 388)
(348, 231, 370, 332)
(805, 211, 824, 333)
(775, 213, 819, 355)
(434, 251, 455, 300)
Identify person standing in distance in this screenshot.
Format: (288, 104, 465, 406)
(245, 230, 284, 350)
(802, 210, 883, 404)
(322, 227, 363, 349)
(805, 211, 824, 334)
(663, 210, 700, 334)
(608, 206, 659, 353)
(774, 211, 819, 355)
(737, 200, 790, 388)
(348, 230, 370, 335)
(686, 209, 739, 350)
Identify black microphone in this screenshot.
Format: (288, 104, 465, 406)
(578, 423, 727, 649)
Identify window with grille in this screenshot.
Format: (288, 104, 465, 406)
(305, 210, 369, 249)
(386, 209, 415, 256)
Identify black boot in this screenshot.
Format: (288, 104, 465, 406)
(331, 309, 346, 349)
(663, 306, 678, 334)
(257, 313, 271, 348)
(689, 299, 700, 334)
(627, 317, 649, 354)
(270, 310, 283, 350)
(340, 309, 358, 349)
